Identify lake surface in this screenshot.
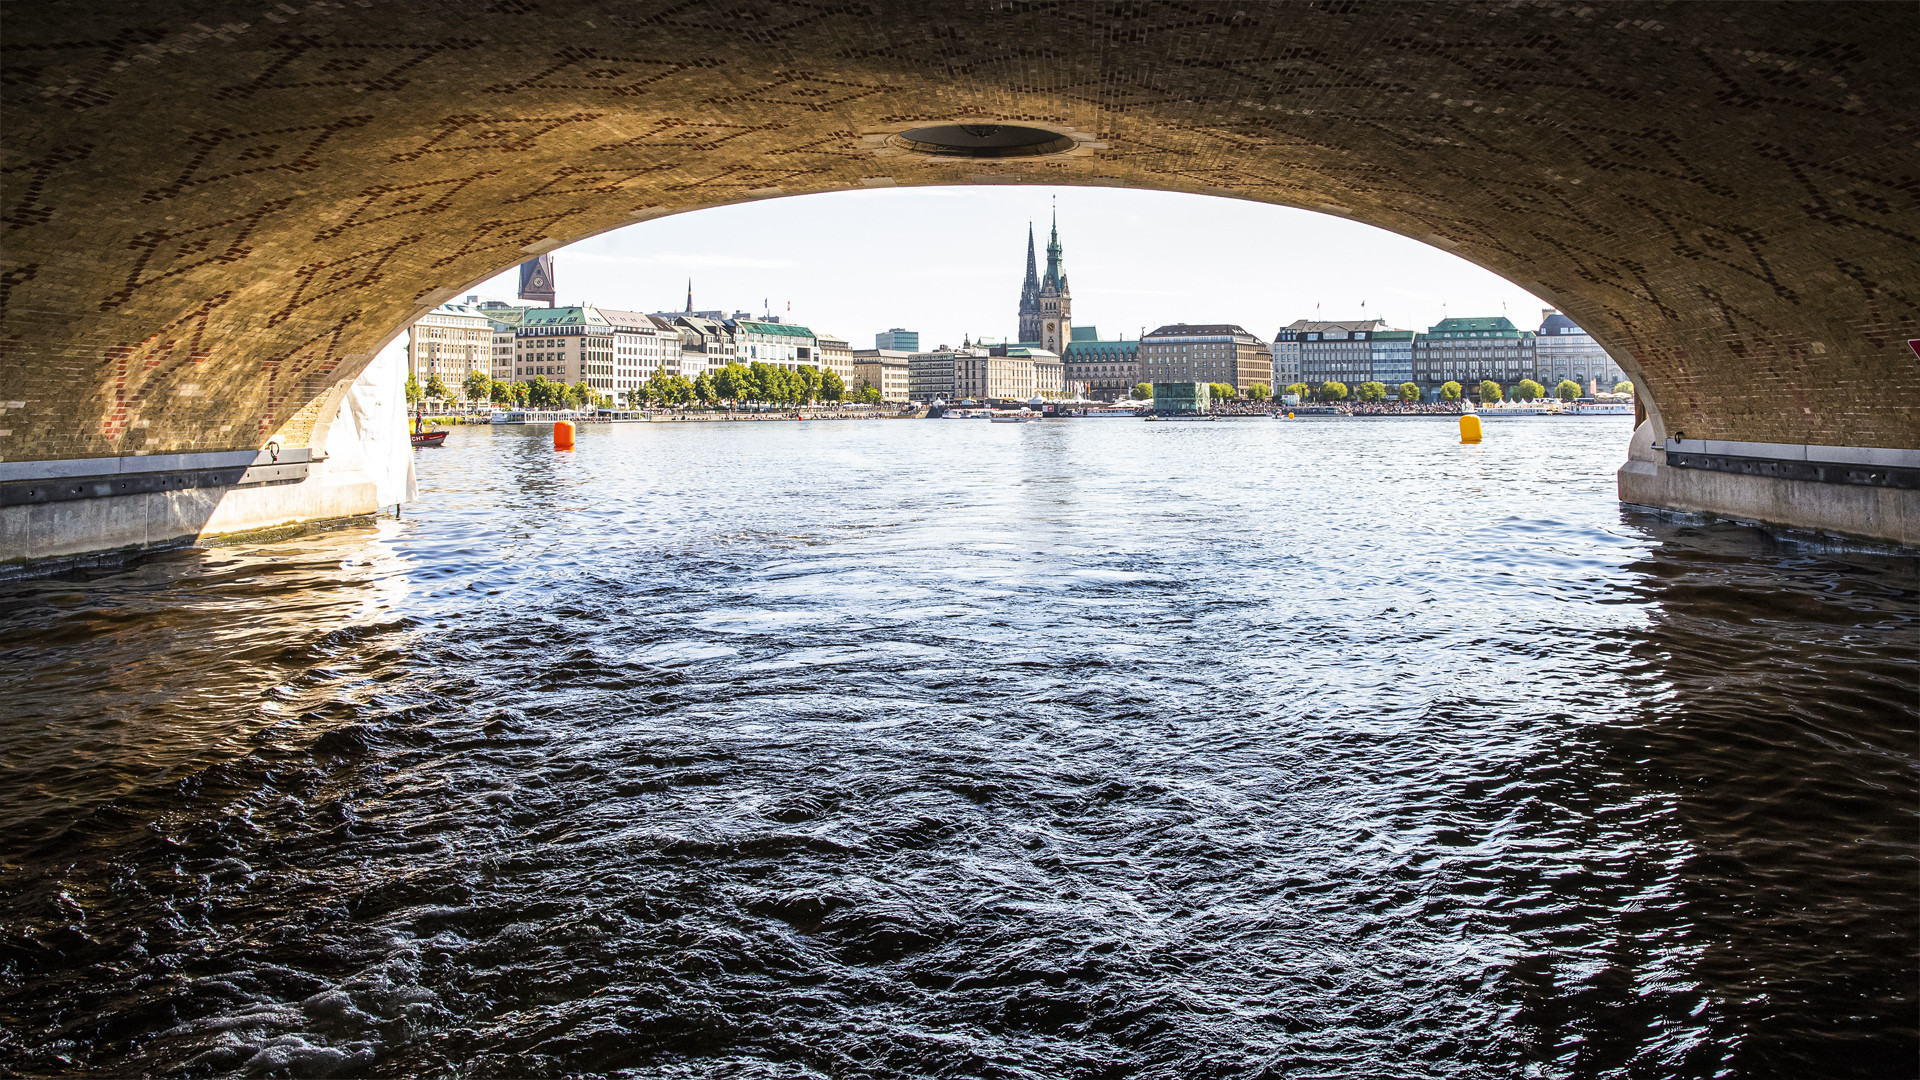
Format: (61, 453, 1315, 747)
(2, 415, 1914, 1079)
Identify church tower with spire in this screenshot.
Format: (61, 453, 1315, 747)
(1017, 223, 1044, 344)
(1033, 208, 1071, 357)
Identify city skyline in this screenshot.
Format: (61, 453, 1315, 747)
(377, 185, 1550, 367)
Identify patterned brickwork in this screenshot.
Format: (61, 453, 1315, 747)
(2, 1, 1916, 462)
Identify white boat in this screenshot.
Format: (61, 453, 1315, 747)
(989, 408, 1040, 423)
(1569, 401, 1633, 415)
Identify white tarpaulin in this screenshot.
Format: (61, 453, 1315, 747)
(323, 349, 417, 506)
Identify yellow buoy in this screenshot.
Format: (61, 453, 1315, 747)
(1286, 412, 1294, 420)
(553, 419, 575, 450)
(1459, 414, 1482, 443)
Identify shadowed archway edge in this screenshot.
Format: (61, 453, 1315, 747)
(1, 0, 1916, 465)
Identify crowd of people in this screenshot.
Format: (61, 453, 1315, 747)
(1343, 401, 1467, 416)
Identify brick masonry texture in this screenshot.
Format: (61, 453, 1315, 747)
(2, 1, 1916, 462)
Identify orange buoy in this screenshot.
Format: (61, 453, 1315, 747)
(553, 419, 575, 450)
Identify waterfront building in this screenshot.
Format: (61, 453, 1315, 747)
(1139, 324, 1271, 392)
(1062, 327, 1140, 402)
(668, 315, 737, 379)
(732, 319, 817, 370)
(815, 333, 856, 389)
(599, 309, 677, 393)
(1534, 309, 1625, 392)
(1016, 214, 1072, 357)
(1029, 346, 1066, 398)
(407, 300, 494, 397)
(874, 328, 919, 352)
(514, 306, 618, 396)
(852, 349, 911, 403)
(909, 346, 958, 403)
(1151, 382, 1211, 415)
(469, 299, 536, 382)
(1412, 316, 1537, 398)
(953, 344, 1063, 402)
(1275, 319, 1385, 389)
(1371, 330, 1415, 388)
(1270, 332, 1298, 388)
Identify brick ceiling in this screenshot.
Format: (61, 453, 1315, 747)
(3, 0, 1916, 458)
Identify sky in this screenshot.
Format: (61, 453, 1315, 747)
(385, 185, 1551, 361)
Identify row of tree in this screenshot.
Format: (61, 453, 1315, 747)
(407, 362, 878, 412)
(1128, 382, 1274, 402)
(408, 371, 605, 410)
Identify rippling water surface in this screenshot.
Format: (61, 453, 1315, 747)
(2, 416, 1914, 1079)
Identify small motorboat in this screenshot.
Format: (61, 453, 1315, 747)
(411, 430, 448, 447)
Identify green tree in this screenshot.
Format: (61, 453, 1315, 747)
(491, 378, 514, 405)
(1511, 378, 1545, 402)
(1131, 381, 1152, 400)
(1209, 382, 1237, 402)
(712, 362, 745, 403)
(1478, 380, 1503, 403)
(1398, 382, 1421, 402)
(1613, 381, 1634, 395)
(1356, 380, 1387, 401)
(1285, 382, 1310, 401)
(744, 361, 773, 403)
(425, 372, 450, 404)
(857, 382, 882, 405)
(526, 376, 563, 409)
(1555, 379, 1581, 401)
(1246, 382, 1270, 402)
(1318, 380, 1349, 402)
(405, 372, 422, 405)
(463, 370, 493, 404)
(646, 369, 673, 406)
(668, 374, 695, 405)
(1439, 381, 1462, 401)
(693, 371, 716, 406)
(820, 368, 846, 402)
(510, 381, 530, 407)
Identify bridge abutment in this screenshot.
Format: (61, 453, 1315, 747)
(0, 355, 414, 573)
(1618, 421, 1919, 547)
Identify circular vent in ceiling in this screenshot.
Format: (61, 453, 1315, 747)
(889, 124, 1077, 158)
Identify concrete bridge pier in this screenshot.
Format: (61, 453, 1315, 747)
(1618, 403, 1919, 547)
(0, 355, 414, 571)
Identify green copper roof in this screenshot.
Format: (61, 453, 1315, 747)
(1426, 316, 1517, 333)
(521, 306, 608, 326)
(1064, 339, 1138, 357)
(735, 320, 815, 338)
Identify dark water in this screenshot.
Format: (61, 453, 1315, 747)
(1, 416, 1914, 1079)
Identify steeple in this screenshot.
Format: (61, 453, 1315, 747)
(1042, 206, 1064, 291)
(1021, 222, 1040, 307)
(685, 278, 693, 312)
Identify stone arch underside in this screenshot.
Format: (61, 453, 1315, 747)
(1, 1, 1916, 466)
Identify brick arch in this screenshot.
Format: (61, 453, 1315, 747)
(3, 1, 1916, 464)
